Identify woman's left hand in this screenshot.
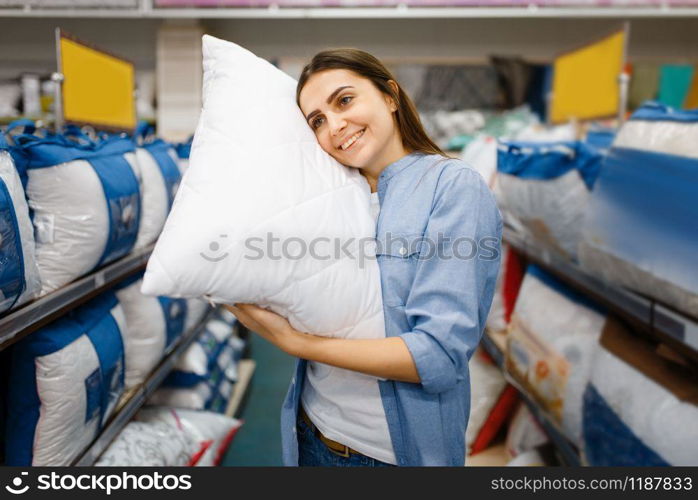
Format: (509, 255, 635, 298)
(224, 303, 301, 355)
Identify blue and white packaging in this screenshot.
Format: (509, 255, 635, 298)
(6, 291, 127, 466)
(0, 137, 40, 314)
(11, 133, 141, 294)
(174, 138, 192, 175)
(507, 265, 605, 446)
(583, 318, 698, 466)
(184, 298, 211, 332)
(163, 318, 235, 389)
(578, 102, 698, 317)
(497, 141, 603, 259)
(114, 273, 187, 388)
(133, 139, 181, 249)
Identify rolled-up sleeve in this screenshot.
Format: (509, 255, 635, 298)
(400, 166, 502, 394)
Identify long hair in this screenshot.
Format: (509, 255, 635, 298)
(296, 49, 445, 157)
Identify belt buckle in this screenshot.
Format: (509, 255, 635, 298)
(324, 439, 351, 458)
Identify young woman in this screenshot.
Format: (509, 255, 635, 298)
(226, 49, 502, 467)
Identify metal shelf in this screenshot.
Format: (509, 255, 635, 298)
(72, 307, 216, 466)
(480, 330, 583, 467)
(225, 359, 256, 419)
(503, 227, 698, 363)
(2, 5, 698, 19)
(0, 245, 154, 352)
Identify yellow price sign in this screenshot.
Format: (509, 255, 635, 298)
(550, 29, 627, 124)
(59, 31, 136, 132)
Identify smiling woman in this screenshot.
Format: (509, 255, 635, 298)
(296, 49, 443, 192)
(230, 48, 502, 467)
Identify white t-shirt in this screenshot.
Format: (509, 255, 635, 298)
(301, 190, 396, 464)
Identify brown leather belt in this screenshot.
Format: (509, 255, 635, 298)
(299, 407, 362, 458)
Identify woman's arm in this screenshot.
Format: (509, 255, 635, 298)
(226, 303, 420, 383)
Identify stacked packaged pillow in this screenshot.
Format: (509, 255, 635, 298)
(95, 421, 199, 467)
(6, 291, 128, 465)
(583, 318, 698, 466)
(578, 102, 698, 318)
(505, 403, 549, 460)
(136, 407, 242, 466)
(466, 350, 518, 456)
(96, 407, 242, 466)
(486, 243, 525, 334)
(496, 141, 603, 260)
(148, 317, 244, 411)
(114, 273, 187, 388)
(184, 298, 211, 332)
(10, 131, 141, 294)
(133, 139, 182, 249)
(0, 135, 41, 314)
(506, 265, 605, 446)
(174, 138, 193, 175)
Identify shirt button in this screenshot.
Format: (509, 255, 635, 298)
(291, 377, 295, 384)
(399, 247, 407, 256)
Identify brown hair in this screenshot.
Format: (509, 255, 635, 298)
(296, 48, 445, 157)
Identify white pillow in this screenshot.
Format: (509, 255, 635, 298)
(133, 148, 169, 249)
(0, 150, 41, 312)
(115, 277, 185, 388)
(136, 407, 242, 466)
(142, 35, 384, 340)
(95, 421, 199, 467)
(20, 137, 141, 295)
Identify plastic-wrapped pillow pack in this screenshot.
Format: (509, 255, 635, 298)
(506, 265, 605, 446)
(207, 376, 234, 414)
(133, 140, 182, 249)
(141, 35, 385, 346)
(578, 102, 698, 317)
(135, 407, 242, 466)
(11, 133, 141, 294)
(496, 141, 603, 259)
(175, 139, 192, 175)
(184, 298, 211, 332)
(95, 421, 199, 466)
(0, 139, 40, 314)
(148, 363, 226, 411)
(466, 350, 518, 456)
(583, 318, 698, 466)
(461, 134, 498, 187)
(6, 291, 127, 465)
(114, 273, 187, 388)
(486, 243, 524, 334)
(164, 318, 233, 388)
(506, 404, 549, 459)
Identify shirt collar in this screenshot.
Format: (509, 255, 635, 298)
(377, 152, 425, 189)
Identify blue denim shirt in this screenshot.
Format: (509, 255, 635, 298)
(281, 152, 502, 466)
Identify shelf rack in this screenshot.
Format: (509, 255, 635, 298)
(72, 307, 217, 466)
(480, 329, 583, 467)
(2, 2, 698, 19)
(225, 359, 257, 419)
(0, 244, 154, 352)
(503, 227, 698, 363)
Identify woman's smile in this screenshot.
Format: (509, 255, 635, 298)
(338, 128, 365, 151)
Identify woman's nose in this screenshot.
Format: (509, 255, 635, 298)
(328, 115, 347, 136)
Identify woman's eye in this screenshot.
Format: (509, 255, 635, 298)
(311, 117, 324, 129)
(339, 95, 353, 106)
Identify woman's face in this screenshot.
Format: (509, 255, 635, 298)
(298, 69, 406, 173)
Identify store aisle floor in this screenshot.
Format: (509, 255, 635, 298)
(222, 331, 297, 466)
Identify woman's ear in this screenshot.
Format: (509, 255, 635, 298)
(385, 80, 399, 112)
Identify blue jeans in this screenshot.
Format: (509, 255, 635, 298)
(297, 416, 395, 467)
